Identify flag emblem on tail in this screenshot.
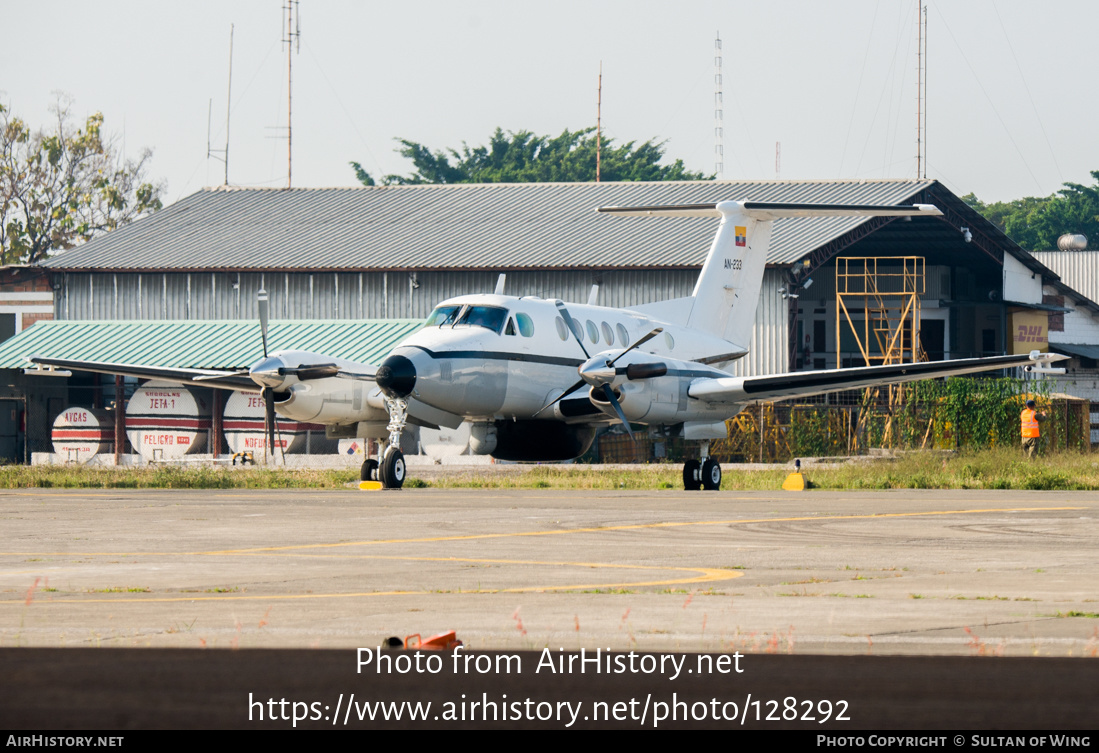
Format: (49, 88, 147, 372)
(735, 226, 747, 246)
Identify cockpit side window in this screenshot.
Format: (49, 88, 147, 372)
(456, 305, 508, 334)
(505, 317, 517, 336)
(425, 305, 462, 327)
(516, 313, 535, 337)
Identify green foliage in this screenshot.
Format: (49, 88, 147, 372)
(352, 127, 711, 186)
(0, 98, 164, 264)
(786, 408, 835, 457)
(962, 170, 1099, 250)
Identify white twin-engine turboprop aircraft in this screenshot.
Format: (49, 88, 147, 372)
(32, 200, 1066, 489)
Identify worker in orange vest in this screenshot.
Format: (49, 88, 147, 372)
(1020, 399, 1046, 459)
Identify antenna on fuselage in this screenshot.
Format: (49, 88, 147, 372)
(494, 274, 506, 295)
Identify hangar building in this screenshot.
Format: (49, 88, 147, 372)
(2, 178, 1097, 459)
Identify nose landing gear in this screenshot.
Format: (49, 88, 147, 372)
(360, 397, 411, 489)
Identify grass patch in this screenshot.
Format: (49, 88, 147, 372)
(4, 446, 1097, 490)
(1055, 611, 1099, 618)
(0, 465, 360, 490)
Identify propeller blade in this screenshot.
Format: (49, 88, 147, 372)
(555, 301, 591, 360)
(601, 384, 634, 440)
(264, 386, 276, 457)
(257, 289, 270, 358)
(533, 378, 587, 417)
(625, 362, 668, 380)
(607, 327, 664, 367)
(281, 363, 340, 380)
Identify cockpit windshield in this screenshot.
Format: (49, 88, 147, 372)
(424, 305, 461, 327)
(456, 305, 508, 334)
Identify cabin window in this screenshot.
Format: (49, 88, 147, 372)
(664, 332, 675, 350)
(601, 322, 614, 345)
(568, 317, 584, 341)
(456, 305, 508, 334)
(585, 320, 599, 344)
(424, 305, 461, 327)
(555, 316, 569, 341)
(516, 313, 535, 337)
(616, 323, 629, 346)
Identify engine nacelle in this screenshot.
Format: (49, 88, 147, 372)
(585, 353, 736, 426)
(276, 379, 388, 424)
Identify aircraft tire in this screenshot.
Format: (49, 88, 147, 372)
(702, 458, 722, 491)
(360, 458, 378, 482)
(683, 459, 702, 491)
(380, 448, 406, 489)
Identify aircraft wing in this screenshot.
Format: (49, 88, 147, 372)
(687, 353, 1069, 405)
(27, 356, 259, 392)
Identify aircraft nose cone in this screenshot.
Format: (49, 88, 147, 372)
(376, 354, 417, 398)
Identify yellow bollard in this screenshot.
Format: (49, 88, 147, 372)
(781, 472, 806, 491)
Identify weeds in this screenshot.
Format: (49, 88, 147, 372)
(5, 446, 1096, 489)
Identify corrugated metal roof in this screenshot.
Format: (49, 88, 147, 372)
(42, 179, 935, 272)
(1052, 343, 1099, 360)
(0, 319, 421, 370)
(1031, 250, 1099, 304)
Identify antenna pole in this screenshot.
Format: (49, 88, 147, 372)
(922, 4, 928, 179)
(916, 1, 923, 179)
(714, 32, 724, 180)
(776, 141, 781, 180)
(283, 1, 300, 188)
(596, 61, 602, 183)
(224, 23, 234, 186)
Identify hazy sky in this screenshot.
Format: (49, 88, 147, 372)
(4, 1, 1095, 206)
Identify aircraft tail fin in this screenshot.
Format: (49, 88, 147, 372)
(597, 201, 941, 350)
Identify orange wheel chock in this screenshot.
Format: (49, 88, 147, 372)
(404, 630, 463, 650)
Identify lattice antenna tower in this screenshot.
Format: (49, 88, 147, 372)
(714, 32, 724, 180)
(916, 2, 927, 179)
(283, 0, 301, 188)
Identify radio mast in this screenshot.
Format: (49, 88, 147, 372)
(714, 32, 724, 179)
(283, 1, 301, 188)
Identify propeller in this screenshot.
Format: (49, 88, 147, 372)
(255, 289, 280, 459)
(536, 323, 668, 436)
(258, 289, 270, 358)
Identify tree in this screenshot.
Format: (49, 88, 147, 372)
(0, 99, 164, 264)
(962, 171, 1099, 250)
(351, 127, 711, 186)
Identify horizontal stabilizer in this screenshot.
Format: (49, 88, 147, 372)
(597, 201, 942, 220)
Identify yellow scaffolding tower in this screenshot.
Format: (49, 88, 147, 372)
(836, 257, 927, 449)
(836, 256, 926, 367)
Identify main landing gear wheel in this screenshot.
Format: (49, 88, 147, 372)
(379, 448, 406, 489)
(702, 458, 722, 490)
(360, 458, 378, 482)
(683, 459, 701, 491)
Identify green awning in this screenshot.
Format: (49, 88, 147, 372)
(0, 319, 423, 370)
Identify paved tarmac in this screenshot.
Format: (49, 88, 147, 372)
(2, 487, 1097, 654)
(1, 487, 1097, 729)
